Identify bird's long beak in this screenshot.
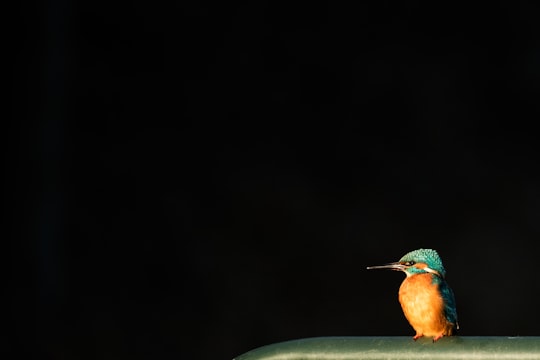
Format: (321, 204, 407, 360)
(366, 262, 406, 271)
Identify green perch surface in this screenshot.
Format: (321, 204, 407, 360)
(234, 336, 540, 360)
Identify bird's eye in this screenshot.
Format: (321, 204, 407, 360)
(405, 261, 416, 266)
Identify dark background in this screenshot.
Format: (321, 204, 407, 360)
(10, 1, 540, 359)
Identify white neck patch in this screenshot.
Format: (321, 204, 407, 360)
(423, 266, 441, 277)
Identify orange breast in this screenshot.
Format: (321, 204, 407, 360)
(398, 273, 453, 337)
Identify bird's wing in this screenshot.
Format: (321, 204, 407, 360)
(439, 279, 459, 327)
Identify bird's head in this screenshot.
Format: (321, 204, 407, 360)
(367, 248, 446, 278)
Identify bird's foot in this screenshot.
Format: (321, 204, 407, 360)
(432, 333, 444, 342)
(413, 334, 423, 341)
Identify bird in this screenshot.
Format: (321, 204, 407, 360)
(367, 248, 458, 342)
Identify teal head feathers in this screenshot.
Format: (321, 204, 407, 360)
(399, 248, 446, 278)
(366, 248, 446, 278)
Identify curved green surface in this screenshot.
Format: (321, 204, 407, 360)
(234, 336, 540, 360)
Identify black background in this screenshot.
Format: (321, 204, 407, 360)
(10, 1, 540, 359)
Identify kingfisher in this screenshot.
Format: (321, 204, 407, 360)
(367, 248, 458, 341)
